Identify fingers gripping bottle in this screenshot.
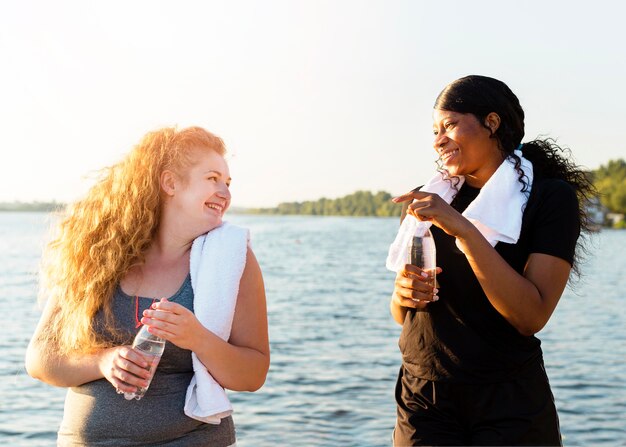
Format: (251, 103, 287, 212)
(123, 324, 166, 401)
(408, 225, 437, 291)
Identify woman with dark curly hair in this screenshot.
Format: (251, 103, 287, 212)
(388, 75, 595, 446)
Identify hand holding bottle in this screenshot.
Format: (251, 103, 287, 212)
(393, 265, 441, 311)
(122, 322, 166, 400)
(392, 221, 440, 310)
(140, 298, 205, 352)
(98, 345, 153, 396)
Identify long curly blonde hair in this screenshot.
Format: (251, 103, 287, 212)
(40, 126, 226, 355)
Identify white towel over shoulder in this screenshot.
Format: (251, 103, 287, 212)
(185, 222, 250, 424)
(386, 150, 533, 272)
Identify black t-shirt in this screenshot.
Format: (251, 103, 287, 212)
(398, 177, 580, 383)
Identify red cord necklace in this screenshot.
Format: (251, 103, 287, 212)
(134, 295, 156, 328)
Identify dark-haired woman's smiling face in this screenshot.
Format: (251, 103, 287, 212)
(432, 109, 503, 188)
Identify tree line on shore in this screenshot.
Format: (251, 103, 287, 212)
(3, 159, 624, 222)
(247, 158, 626, 225)
(593, 159, 626, 214)
(246, 190, 403, 217)
(0, 201, 63, 212)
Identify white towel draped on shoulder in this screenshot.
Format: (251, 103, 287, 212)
(185, 222, 250, 424)
(386, 150, 533, 272)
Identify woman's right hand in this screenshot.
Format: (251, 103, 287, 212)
(392, 264, 440, 310)
(98, 346, 152, 393)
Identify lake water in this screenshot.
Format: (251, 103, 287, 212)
(1, 212, 625, 446)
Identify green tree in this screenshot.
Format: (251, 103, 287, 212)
(593, 159, 626, 213)
(248, 190, 402, 217)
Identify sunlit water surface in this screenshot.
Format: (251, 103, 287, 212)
(1, 213, 624, 446)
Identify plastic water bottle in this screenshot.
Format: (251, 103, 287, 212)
(123, 324, 165, 401)
(408, 225, 437, 290)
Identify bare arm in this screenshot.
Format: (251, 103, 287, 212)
(390, 265, 440, 325)
(142, 247, 270, 391)
(457, 226, 571, 335)
(25, 297, 108, 387)
(25, 297, 152, 391)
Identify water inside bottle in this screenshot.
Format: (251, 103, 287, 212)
(123, 337, 165, 401)
(124, 353, 162, 400)
(135, 337, 166, 356)
(408, 232, 437, 288)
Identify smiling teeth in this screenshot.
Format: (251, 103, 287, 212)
(441, 149, 458, 161)
(207, 203, 223, 210)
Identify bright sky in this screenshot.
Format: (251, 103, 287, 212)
(1, 0, 624, 208)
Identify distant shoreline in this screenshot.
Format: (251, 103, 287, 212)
(0, 190, 404, 217)
(0, 202, 64, 212)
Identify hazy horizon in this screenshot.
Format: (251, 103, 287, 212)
(2, 1, 625, 208)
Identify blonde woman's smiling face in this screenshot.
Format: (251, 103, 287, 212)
(168, 149, 232, 235)
(432, 109, 504, 188)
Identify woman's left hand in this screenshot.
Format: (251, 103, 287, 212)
(393, 190, 473, 238)
(141, 298, 204, 351)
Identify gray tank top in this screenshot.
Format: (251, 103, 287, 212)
(57, 275, 236, 446)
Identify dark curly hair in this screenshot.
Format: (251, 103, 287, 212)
(434, 75, 597, 277)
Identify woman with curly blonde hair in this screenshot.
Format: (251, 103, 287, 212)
(26, 126, 269, 446)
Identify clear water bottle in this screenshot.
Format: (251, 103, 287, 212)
(407, 225, 437, 290)
(123, 324, 165, 401)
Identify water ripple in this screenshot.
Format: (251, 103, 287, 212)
(1, 214, 625, 446)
